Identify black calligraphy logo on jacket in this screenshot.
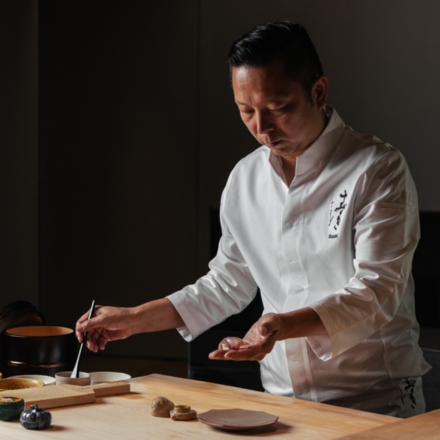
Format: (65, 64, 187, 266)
(328, 190, 348, 238)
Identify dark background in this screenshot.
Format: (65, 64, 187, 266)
(1, 1, 439, 367)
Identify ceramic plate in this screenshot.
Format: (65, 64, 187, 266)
(198, 408, 278, 430)
(90, 372, 131, 385)
(11, 374, 55, 386)
(0, 378, 44, 391)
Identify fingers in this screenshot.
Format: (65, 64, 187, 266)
(210, 336, 267, 361)
(224, 346, 263, 361)
(84, 328, 109, 352)
(211, 337, 246, 360)
(75, 305, 108, 348)
(75, 308, 93, 342)
(77, 316, 100, 333)
(209, 344, 264, 361)
(209, 349, 229, 360)
(86, 336, 106, 352)
(75, 306, 105, 338)
(75, 305, 133, 353)
(210, 315, 282, 362)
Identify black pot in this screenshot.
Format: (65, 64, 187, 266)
(1, 326, 77, 378)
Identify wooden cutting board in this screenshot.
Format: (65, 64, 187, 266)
(0, 381, 130, 409)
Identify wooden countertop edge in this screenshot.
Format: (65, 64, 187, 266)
(334, 408, 440, 439)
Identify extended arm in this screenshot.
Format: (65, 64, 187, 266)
(75, 298, 184, 352)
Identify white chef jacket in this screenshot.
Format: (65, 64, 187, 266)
(168, 107, 431, 416)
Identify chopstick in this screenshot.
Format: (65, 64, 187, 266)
(70, 300, 96, 378)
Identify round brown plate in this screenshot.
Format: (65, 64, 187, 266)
(198, 408, 278, 430)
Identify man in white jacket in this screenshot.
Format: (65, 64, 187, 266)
(76, 22, 429, 417)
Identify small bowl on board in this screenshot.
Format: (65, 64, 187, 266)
(90, 372, 131, 385)
(0, 378, 44, 391)
(55, 371, 91, 386)
(10, 374, 55, 386)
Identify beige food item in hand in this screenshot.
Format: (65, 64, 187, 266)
(151, 396, 175, 417)
(219, 336, 244, 350)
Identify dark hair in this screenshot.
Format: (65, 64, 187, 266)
(228, 21, 323, 100)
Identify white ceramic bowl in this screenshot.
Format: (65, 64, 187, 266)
(90, 371, 131, 385)
(55, 371, 91, 386)
(10, 374, 55, 386)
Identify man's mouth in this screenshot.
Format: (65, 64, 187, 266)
(266, 140, 281, 148)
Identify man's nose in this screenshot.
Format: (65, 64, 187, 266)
(256, 113, 274, 134)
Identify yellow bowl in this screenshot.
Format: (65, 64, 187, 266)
(0, 378, 44, 391)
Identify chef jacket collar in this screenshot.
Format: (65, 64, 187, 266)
(269, 106, 345, 182)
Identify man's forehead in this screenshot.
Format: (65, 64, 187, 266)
(232, 62, 302, 103)
(232, 59, 290, 82)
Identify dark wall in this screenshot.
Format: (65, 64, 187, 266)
(38, 1, 198, 359)
(0, 0, 38, 309)
(2, 1, 439, 365)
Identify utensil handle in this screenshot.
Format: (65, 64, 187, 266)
(71, 299, 96, 379)
(83, 299, 96, 341)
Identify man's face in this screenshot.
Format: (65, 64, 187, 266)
(232, 59, 328, 159)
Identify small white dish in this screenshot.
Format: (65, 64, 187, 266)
(90, 371, 131, 385)
(10, 374, 55, 386)
(55, 371, 91, 386)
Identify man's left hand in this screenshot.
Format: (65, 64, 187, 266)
(209, 313, 282, 361)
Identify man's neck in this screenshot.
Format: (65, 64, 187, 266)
(281, 157, 297, 186)
(280, 108, 329, 186)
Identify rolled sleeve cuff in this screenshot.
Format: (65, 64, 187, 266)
(307, 303, 339, 361)
(307, 334, 333, 361)
(167, 291, 200, 342)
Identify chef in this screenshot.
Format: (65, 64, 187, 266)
(76, 21, 430, 417)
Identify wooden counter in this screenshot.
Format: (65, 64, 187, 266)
(0, 374, 413, 439)
(337, 408, 440, 439)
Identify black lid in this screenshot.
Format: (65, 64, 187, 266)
(0, 301, 45, 335)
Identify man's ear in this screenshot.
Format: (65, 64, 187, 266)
(312, 75, 329, 110)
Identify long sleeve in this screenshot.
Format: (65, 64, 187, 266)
(308, 150, 420, 360)
(167, 171, 259, 341)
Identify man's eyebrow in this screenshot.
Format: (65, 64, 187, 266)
(235, 98, 289, 106)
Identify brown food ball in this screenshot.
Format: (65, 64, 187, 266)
(151, 396, 175, 417)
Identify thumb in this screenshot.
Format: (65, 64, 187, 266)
(77, 315, 105, 333)
(260, 314, 281, 336)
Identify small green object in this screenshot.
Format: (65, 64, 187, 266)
(0, 396, 25, 421)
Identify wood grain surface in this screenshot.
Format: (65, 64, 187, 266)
(336, 408, 440, 439)
(0, 374, 403, 439)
